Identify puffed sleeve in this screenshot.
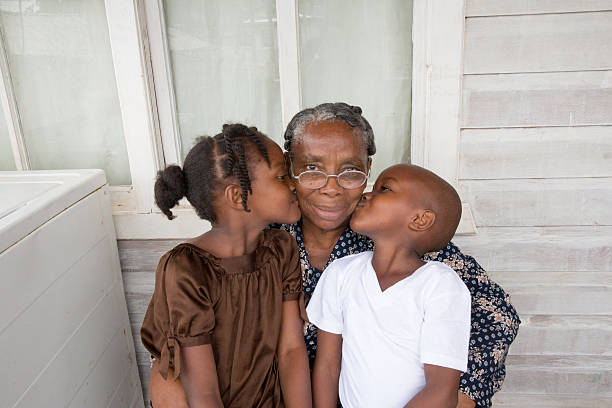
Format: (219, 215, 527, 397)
(140, 246, 216, 380)
(275, 229, 303, 301)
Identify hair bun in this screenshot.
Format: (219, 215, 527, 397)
(154, 165, 186, 220)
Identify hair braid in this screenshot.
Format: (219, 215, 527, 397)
(153, 123, 271, 222)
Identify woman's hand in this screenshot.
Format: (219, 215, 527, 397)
(278, 300, 312, 408)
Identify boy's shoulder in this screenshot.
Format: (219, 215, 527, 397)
(419, 260, 470, 296)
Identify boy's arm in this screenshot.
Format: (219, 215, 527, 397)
(181, 344, 223, 408)
(313, 329, 343, 408)
(278, 300, 312, 408)
(403, 364, 461, 408)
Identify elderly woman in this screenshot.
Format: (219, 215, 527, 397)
(149, 103, 520, 408)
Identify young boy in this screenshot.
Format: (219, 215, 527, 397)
(307, 164, 471, 408)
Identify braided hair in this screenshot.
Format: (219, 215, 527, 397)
(283, 102, 376, 156)
(154, 123, 270, 222)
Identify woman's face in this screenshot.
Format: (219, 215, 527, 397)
(290, 120, 370, 232)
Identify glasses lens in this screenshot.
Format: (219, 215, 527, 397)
(338, 170, 367, 189)
(298, 171, 327, 189)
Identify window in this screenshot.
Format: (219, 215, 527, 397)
(0, 0, 131, 185)
(0, 0, 471, 237)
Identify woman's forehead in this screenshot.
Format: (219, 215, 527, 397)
(292, 121, 368, 159)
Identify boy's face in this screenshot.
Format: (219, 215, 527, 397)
(350, 165, 421, 238)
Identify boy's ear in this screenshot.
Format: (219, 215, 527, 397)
(408, 210, 436, 232)
(224, 184, 244, 210)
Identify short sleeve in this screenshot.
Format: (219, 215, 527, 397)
(420, 266, 471, 372)
(274, 230, 303, 301)
(306, 260, 343, 334)
(140, 246, 216, 379)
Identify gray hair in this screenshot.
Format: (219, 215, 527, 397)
(283, 102, 376, 156)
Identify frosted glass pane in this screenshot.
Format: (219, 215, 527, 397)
(163, 0, 283, 158)
(298, 0, 413, 179)
(0, 0, 131, 185)
(0, 109, 15, 170)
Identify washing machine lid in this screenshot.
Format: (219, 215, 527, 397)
(0, 170, 107, 253)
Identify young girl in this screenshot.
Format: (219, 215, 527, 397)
(141, 124, 311, 407)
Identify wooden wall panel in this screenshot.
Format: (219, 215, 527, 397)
(492, 393, 612, 408)
(459, 127, 612, 179)
(459, 178, 612, 227)
(500, 355, 612, 395)
(465, 12, 612, 74)
(452, 226, 612, 272)
(467, 0, 612, 17)
(462, 71, 612, 128)
(508, 314, 612, 355)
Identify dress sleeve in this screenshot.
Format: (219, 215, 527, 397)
(423, 242, 521, 407)
(140, 247, 216, 380)
(277, 230, 303, 301)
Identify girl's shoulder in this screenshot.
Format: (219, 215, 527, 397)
(155, 242, 221, 281)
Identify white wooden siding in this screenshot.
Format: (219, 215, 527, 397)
(460, 127, 612, 179)
(461, 2, 612, 405)
(464, 12, 612, 74)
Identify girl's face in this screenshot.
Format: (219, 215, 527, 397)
(247, 138, 301, 225)
(290, 120, 370, 232)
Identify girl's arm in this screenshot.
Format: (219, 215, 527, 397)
(312, 329, 342, 408)
(403, 364, 461, 408)
(181, 344, 223, 408)
(278, 300, 312, 408)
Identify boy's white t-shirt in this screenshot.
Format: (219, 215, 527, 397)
(306, 251, 471, 408)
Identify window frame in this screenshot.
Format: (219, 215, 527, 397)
(0, 0, 474, 238)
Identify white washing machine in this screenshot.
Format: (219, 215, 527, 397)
(0, 170, 143, 408)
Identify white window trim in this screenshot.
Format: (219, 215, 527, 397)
(411, 0, 476, 234)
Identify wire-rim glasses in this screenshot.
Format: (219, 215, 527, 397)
(290, 162, 368, 190)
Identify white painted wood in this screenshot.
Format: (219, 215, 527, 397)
(501, 355, 612, 395)
(411, 0, 464, 187)
(452, 226, 612, 272)
(67, 313, 137, 408)
(105, 0, 161, 213)
(492, 393, 612, 407)
(275, 0, 301, 129)
(507, 285, 611, 315)
(410, 0, 476, 235)
(459, 126, 612, 179)
(462, 70, 612, 128)
(0, 183, 141, 407)
(0, 241, 117, 407)
(110, 185, 139, 214)
(0, 191, 107, 332)
(113, 210, 211, 239)
(489, 271, 612, 287)
(459, 177, 612, 227)
(0, 28, 28, 170)
(507, 314, 612, 356)
(143, 0, 182, 167)
(465, 12, 612, 74)
(467, 0, 612, 17)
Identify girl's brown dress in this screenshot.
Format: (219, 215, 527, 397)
(141, 229, 302, 407)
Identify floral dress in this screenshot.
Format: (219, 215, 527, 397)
(278, 222, 520, 408)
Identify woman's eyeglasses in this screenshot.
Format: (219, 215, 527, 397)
(290, 162, 368, 190)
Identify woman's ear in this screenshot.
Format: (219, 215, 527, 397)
(408, 210, 436, 231)
(223, 184, 244, 210)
